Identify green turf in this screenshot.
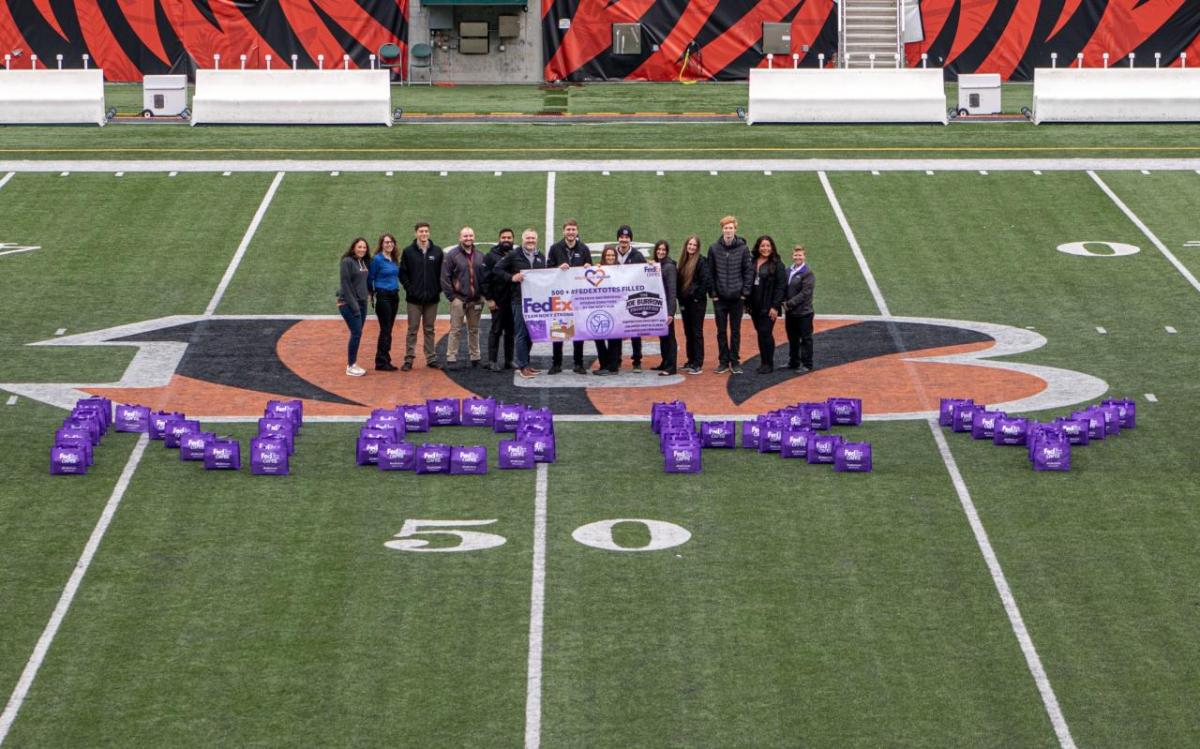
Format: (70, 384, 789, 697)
(3, 165, 1199, 747)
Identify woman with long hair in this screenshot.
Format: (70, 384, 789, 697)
(748, 235, 787, 374)
(675, 234, 710, 375)
(591, 246, 622, 376)
(337, 237, 371, 376)
(651, 240, 679, 376)
(368, 233, 401, 371)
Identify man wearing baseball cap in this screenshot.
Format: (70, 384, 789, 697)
(613, 225, 647, 373)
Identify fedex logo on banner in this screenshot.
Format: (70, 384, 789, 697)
(524, 296, 573, 314)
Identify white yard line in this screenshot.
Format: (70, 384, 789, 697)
(203, 171, 285, 316)
(524, 463, 549, 749)
(1088, 171, 1200, 295)
(0, 433, 150, 746)
(4, 158, 1200, 174)
(0, 172, 13, 191)
(928, 421, 1077, 749)
(819, 169, 1075, 749)
(818, 171, 891, 317)
(544, 172, 556, 245)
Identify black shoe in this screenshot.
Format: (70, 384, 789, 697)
(471, 360, 481, 368)
(592, 368, 613, 376)
(548, 365, 563, 374)
(632, 362, 643, 374)
(376, 363, 398, 371)
(427, 361, 442, 370)
(659, 369, 677, 376)
(714, 363, 730, 374)
(572, 365, 587, 375)
(731, 364, 744, 375)
(503, 362, 515, 370)
(652, 363, 666, 371)
(400, 362, 413, 372)
(446, 361, 460, 370)
(756, 364, 773, 374)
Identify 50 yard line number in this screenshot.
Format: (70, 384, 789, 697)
(386, 518, 691, 553)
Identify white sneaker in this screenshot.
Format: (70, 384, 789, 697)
(346, 364, 366, 377)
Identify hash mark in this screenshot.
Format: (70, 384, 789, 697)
(494, 171, 503, 176)
(330, 171, 339, 177)
(1095, 326, 1107, 334)
(5, 396, 16, 406)
(222, 171, 231, 176)
(59, 172, 69, 177)
(54, 328, 66, 336)
(1141, 170, 1151, 175)
(601, 171, 610, 176)
(926, 170, 934, 175)
(656, 170, 664, 176)
(980, 170, 988, 175)
(709, 170, 718, 176)
(1033, 170, 1042, 175)
(385, 171, 393, 177)
(440, 171, 448, 176)
(168, 171, 177, 177)
(1145, 393, 1158, 402)
(1165, 326, 1177, 333)
(763, 170, 772, 176)
(114, 172, 123, 177)
(871, 170, 879, 176)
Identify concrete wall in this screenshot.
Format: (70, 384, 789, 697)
(407, 4, 543, 84)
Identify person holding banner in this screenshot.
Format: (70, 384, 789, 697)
(652, 240, 679, 376)
(783, 244, 815, 372)
(676, 235, 710, 375)
(483, 228, 516, 372)
(548, 219, 593, 375)
(591, 246, 622, 376)
(749, 235, 787, 374)
(708, 216, 753, 375)
(496, 228, 547, 379)
(614, 225, 647, 372)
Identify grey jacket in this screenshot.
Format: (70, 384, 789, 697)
(441, 244, 486, 302)
(337, 256, 370, 315)
(783, 265, 815, 317)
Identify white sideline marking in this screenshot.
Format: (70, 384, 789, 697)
(818, 171, 891, 317)
(929, 421, 1077, 749)
(1145, 393, 1158, 402)
(821, 166, 1075, 749)
(0, 433, 149, 746)
(1096, 326, 1107, 334)
(1165, 326, 1177, 333)
(524, 463, 548, 749)
(544, 172, 556, 248)
(203, 171, 285, 316)
(4, 396, 16, 406)
(54, 328, 66, 336)
(1089, 171, 1200, 296)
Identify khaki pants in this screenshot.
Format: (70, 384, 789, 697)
(446, 299, 483, 362)
(405, 302, 438, 365)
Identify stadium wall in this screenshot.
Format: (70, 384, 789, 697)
(1, 1, 1197, 83)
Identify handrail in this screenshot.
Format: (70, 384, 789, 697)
(896, 0, 905, 68)
(837, 0, 845, 68)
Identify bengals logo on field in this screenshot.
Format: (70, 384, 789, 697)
(2, 314, 1107, 419)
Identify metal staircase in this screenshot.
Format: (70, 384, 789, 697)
(838, 0, 904, 69)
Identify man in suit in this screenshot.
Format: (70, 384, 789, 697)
(782, 244, 815, 372)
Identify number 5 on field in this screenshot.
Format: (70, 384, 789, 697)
(384, 519, 507, 552)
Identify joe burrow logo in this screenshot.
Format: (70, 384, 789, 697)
(0, 314, 1109, 419)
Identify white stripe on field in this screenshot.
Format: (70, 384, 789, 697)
(203, 171, 285, 316)
(818, 171, 891, 317)
(54, 328, 66, 336)
(524, 463, 549, 749)
(1089, 171, 1200, 295)
(544, 172, 556, 246)
(1164, 326, 1177, 334)
(1145, 393, 1158, 402)
(0, 434, 150, 746)
(5, 396, 16, 406)
(1096, 327, 1107, 334)
(0, 172, 13, 191)
(928, 420, 1077, 749)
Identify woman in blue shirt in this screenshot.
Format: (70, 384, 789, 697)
(369, 233, 402, 371)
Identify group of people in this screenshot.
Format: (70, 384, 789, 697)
(336, 216, 815, 379)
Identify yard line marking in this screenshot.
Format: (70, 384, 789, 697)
(544, 172, 556, 247)
(54, 328, 66, 336)
(203, 171, 285, 316)
(1089, 171, 1200, 295)
(524, 463, 549, 749)
(1145, 393, 1158, 402)
(1165, 325, 1177, 333)
(0, 434, 150, 746)
(929, 421, 1077, 749)
(1096, 326, 1107, 334)
(818, 172, 891, 317)
(5, 396, 16, 406)
(1184, 241, 1200, 248)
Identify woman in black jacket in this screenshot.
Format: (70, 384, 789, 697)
(783, 244, 816, 372)
(748, 235, 787, 374)
(675, 235, 709, 375)
(651, 240, 679, 376)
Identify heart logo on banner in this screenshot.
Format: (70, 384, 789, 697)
(584, 268, 607, 287)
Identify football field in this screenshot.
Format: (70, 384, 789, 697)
(1, 161, 1199, 747)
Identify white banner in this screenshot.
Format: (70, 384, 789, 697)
(519, 263, 668, 342)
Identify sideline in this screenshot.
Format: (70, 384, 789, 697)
(524, 464, 549, 749)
